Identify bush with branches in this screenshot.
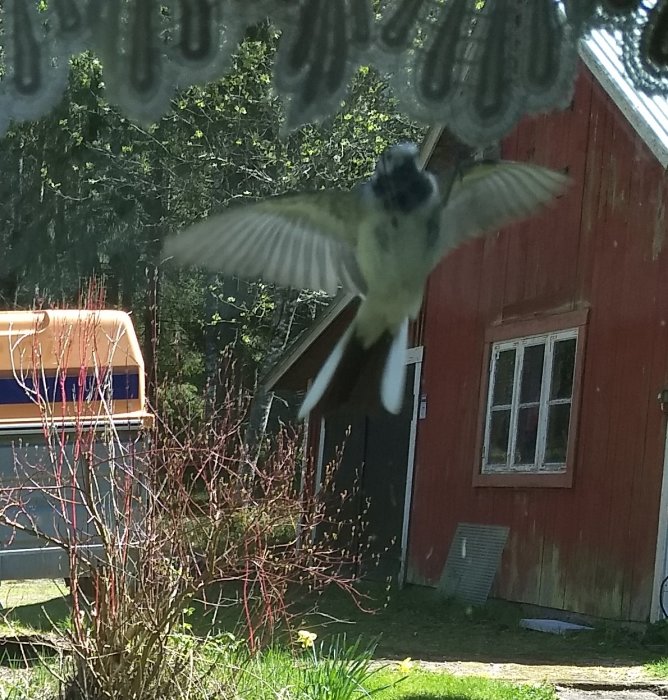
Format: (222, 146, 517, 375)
(0, 299, 363, 699)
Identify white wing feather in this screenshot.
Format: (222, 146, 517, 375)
(435, 161, 570, 264)
(164, 191, 366, 296)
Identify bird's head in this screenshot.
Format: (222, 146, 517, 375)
(371, 142, 435, 213)
(375, 142, 420, 179)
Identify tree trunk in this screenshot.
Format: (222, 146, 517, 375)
(141, 160, 169, 409)
(243, 289, 299, 468)
(144, 262, 160, 408)
(203, 275, 252, 417)
(203, 275, 220, 418)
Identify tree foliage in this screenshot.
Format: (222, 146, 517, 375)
(0, 27, 424, 420)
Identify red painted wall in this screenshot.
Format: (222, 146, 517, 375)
(408, 68, 668, 621)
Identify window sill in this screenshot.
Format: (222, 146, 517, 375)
(473, 470, 574, 488)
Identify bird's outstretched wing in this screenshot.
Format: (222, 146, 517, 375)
(434, 161, 570, 265)
(163, 190, 367, 296)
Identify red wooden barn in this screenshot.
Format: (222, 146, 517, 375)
(267, 31, 668, 623)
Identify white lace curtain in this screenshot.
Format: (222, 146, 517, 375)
(1, 0, 667, 146)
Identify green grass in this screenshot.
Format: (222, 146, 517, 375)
(1, 578, 665, 699)
(0, 578, 658, 666)
(288, 583, 659, 668)
(0, 579, 63, 609)
(174, 639, 557, 700)
(229, 654, 557, 700)
(0, 580, 70, 638)
(2, 578, 662, 666)
(4, 579, 658, 668)
(643, 620, 668, 677)
(0, 660, 58, 698)
(368, 669, 556, 700)
(645, 658, 668, 679)
(0, 635, 555, 700)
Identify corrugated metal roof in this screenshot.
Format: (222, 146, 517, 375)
(581, 28, 668, 168)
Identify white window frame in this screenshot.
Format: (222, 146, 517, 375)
(482, 328, 578, 474)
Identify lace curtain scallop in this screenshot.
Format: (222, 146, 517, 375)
(0, 0, 666, 146)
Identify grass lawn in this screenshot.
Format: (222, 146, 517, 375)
(642, 621, 668, 678)
(645, 656, 668, 679)
(0, 580, 69, 638)
(223, 646, 557, 700)
(368, 669, 555, 699)
(0, 580, 64, 609)
(0, 579, 666, 699)
(2, 579, 665, 668)
(645, 658, 668, 680)
(285, 583, 665, 669)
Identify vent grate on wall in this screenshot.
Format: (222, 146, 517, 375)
(438, 523, 509, 605)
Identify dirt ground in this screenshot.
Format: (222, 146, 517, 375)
(412, 659, 658, 684)
(556, 689, 667, 700)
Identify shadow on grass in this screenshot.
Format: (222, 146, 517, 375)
(2, 594, 70, 633)
(290, 582, 667, 669)
(0, 636, 62, 667)
(1, 579, 664, 673)
(185, 580, 666, 670)
(0, 594, 70, 667)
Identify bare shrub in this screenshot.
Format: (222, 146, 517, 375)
(0, 300, 360, 699)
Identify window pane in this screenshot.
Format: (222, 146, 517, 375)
(514, 405, 539, 465)
(488, 409, 511, 464)
(492, 349, 516, 406)
(551, 338, 576, 400)
(545, 403, 572, 463)
(520, 343, 545, 403)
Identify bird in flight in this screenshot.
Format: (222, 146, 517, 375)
(164, 142, 569, 418)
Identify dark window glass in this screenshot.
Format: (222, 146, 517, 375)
(545, 403, 572, 463)
(520, 344, 545, 404)
(551, 338, 576, 400)
(489, 409, 511, 464)
(492, 349, 516, 406)
(514, 405, 539, 465)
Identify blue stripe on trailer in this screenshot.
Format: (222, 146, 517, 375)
(0, 372, 140, 404)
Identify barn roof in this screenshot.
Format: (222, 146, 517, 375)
(262, 292, 356, 391)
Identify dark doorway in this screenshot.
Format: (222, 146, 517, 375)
(319, 363, 417, 582)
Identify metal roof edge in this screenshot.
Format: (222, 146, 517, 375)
(419, 124, 445, 168)
(263, 292, 355, 391)
(417, 38, 668, 172)
(580, 34, 668, 169)
(0, 412, 152, 432)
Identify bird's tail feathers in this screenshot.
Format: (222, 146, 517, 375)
(381, 319, 408, 414)
(298, 318, 409, 419)
(298, 325, 355, 419)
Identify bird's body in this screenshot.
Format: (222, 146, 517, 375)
(164, 142, 569, 418)
(353, 158, 440, 345)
